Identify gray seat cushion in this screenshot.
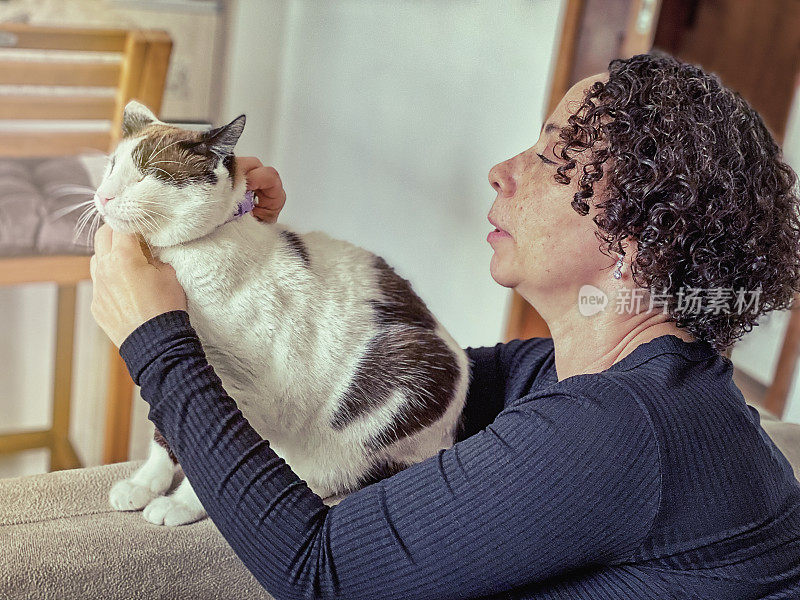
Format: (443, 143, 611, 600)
(0, 157, 98, 257)
(763, 420, 800, 476)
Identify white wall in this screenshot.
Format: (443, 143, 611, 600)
(0, 1, 565, 478)
(222, 0, 564, 346)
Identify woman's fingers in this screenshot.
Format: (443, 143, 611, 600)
(236, 156, 286, 223)
(93, 223, 113, 256)
(237, 157, 286, 221)
(252, 179, 286, 212)
(251, 205, 283, 224)
(110, 229, 149, 266)
(249, 167, 283, 200)
(236, 156, 262, 173)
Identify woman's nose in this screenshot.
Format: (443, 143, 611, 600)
(488, 160, 516, 197)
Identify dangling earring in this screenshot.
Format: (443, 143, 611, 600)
(612, 252, 625, 280)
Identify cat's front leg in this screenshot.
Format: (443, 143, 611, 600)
(142, 476, 207, 527)
(109, 438, 175, 511)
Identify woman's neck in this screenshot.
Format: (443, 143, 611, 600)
(548, 314, 695, 382)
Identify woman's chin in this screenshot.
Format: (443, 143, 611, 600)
(489, 253, 521, 288)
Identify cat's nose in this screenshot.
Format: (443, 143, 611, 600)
(94, 193, 114, 207)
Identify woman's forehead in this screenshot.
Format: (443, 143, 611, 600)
(551, 72, 609, 122)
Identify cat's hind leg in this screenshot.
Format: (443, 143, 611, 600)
(142, 476, 207, 527)
(109, 437, 176, 511)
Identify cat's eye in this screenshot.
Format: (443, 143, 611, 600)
(108, 155, 116, 172)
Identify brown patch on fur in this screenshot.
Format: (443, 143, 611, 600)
(132, 124, 230, 188)
(330, 255, 460, 450)
(153, 427, 178, 464)
(280, 229, 311, 267)
(371, 256, 437, 330)
(364, 330, 459, 451)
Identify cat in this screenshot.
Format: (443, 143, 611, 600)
(103, 100, 470, 526)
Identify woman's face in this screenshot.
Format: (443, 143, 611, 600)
(487, 72, 617, 305)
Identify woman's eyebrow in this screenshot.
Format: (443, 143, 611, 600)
(540, 122, 560, 136)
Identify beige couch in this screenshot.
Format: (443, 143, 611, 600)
(0, 461, 273, 600)
(2, 412, 799, 600)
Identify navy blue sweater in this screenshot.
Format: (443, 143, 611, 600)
(120, 310, 800, 599)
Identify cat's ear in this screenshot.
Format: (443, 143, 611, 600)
(194, 115, 246, 157)
(122, 100, 157, 138)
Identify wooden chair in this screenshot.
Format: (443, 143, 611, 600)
(0, 24, 171, 471)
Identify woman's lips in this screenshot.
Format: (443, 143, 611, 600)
(487, 215, 511, 243)
(487, 228, 512, 244)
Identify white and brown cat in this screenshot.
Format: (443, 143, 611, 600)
(101, 101, 469, 526)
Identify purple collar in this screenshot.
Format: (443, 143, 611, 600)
(224, 190, 256, 225)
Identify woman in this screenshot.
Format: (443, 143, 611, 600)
(90, 52, 800, 599)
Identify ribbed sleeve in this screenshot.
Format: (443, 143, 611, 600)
(458, 344, 510, 442)
(120, 311, 662, 600)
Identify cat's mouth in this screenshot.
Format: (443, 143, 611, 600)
(100, 211, 142, 234)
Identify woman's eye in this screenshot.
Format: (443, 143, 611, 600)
(537, 152, 556, 166)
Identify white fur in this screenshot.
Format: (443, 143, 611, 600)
(105, 105, 469, 525)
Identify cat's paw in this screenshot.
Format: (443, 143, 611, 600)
(142, 495, 206, 527)
(109, 480, 158, 511)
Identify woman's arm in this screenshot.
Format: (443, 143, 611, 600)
(120, 310, 661, 600)
(459, 339, 554, 442)
(458, 345, 511, 442)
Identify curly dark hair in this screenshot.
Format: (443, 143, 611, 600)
(553, 51, 800, 351)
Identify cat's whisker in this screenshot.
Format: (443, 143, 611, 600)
(49, 185, 97, 197)
(137, 209, 159, 232)
(143, 208, 162, 225)
(51, 199, 97, 220)
(147, 138, 183, 165)
(129, 215, 157, 258)
(130, 213, 143, 234)
(148, 160, 183, 167)
(133, 199, 167, 211)
(151, 167, 179, 184)
(75, 212, 96, 242)
(74, 204, 94, 232)
(73, 205, 97, 242)
(88, 212, 103, 242)
(136, 224, 156, 258)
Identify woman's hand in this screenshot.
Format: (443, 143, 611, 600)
(90, 224, 187, 348)
(237, 157, 286, 223)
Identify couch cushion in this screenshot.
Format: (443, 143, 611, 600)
(0, 174, 44, 256)
(0, 461, 274, 600)
(0, 157, 100, 257)
(763, 420, 800, 477)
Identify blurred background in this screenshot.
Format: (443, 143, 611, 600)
(0, 0, 798, 480)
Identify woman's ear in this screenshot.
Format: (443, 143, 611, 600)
(122, 100, 158, 137)
(194, 115, 246, 157)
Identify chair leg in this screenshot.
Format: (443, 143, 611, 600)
(103, 346, 135, 464)
(50, 284, 81, 472)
